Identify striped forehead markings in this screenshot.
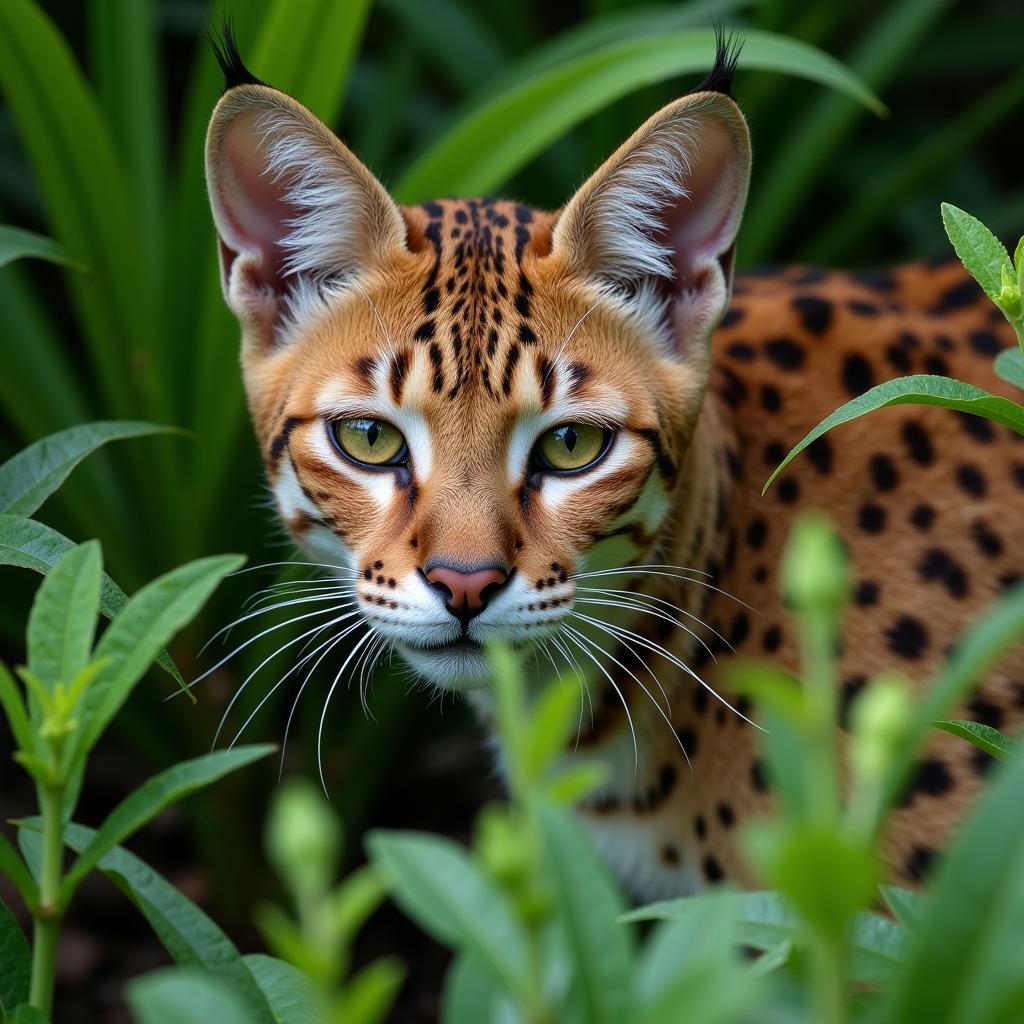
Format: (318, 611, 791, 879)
(408, 198, 544, 402)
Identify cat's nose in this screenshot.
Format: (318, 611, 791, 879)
(424, 564, 509, 620)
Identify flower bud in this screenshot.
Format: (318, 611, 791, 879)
(781, 511, 848, 613)
(266, 779, 342, 905)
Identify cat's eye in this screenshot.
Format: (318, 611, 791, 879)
(330, 418, 407, 467)
(533, 423, 611, 473)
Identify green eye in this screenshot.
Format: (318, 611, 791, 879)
(535, 423, 610, 472)
(331, 418, 407, 466)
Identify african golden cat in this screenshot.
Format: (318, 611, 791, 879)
(204, 31, 1024, 900)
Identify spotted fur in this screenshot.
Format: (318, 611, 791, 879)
(205, 36, 1023, 900)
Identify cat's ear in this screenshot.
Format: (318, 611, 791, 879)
(551, 76, 750, 353)
(204, 39, 406, 338)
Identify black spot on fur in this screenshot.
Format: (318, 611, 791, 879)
(858, 503, 886, 533)
(909, 503, 935, 530)
(969, 696, 1004, 730)
(970, 519, 1003, 558)
(901, 421, 934, 466)
(886, 615, 929, 659)
(969, 329, 1002, 355)
(842, 354, 875, 396)
(886, 344, 912, 372)
(676, 726, 698, 757)
(839, 675, 867, 729)
(807, 436, 833, 474)
(716, 803, 735, 828)
(905, 759, 953, 802)
(765, 338, 805, 370)
(777, 477, 800, 504)
(721, 307, 745, 327)
(957, 412, 995, 443)
(917, 548, 969, 599)
(726, 341, 756, 361)
(750, 760, 768, 792)
(854, 581, 880, 606)
(848, 299, 879, 317)
(762, 624, 781, 652)
(904, 845, 935, 882)
(760, 385, 782, 412)
(956, 463, 987, 498)
(791, 295, 833, 335)
(702, 854, 725, 883)
(868, 453, 899, 491)
(746, 518, 768, 549)
(930, 279, 981, 313)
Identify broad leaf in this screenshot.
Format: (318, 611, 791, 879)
(994, 347, 1024, 390)
(0, 514, 182, 686)
(441, 951, 515, 1024)
(61, 745, 273, 898)
(932, 719, 1016, 762)
(880, 885, 927, 931)
(52, 822, 277, 1024)
(11, 1006, 49, 1024)
(243, 954, 317, 1024)
(340, 958, 405, 1024)
(0, 832, 38, 906)
(367, 830, 531, 1000)
(883, 751, 1024, 1022)
(67, 553, 245, 779)
(536, 802, 634, 1024)
(0, 421, 178, 517)
(396, 29, 882, 201)
(765, 375, 1024, 492)
(940, 203, 1013, 301)
(627, 891, 907, 984)
(0, 895, 30, 1014)
(0, 224, 82, 272)
(27, 540, 100, 694)
(126, 968, 254, 1024)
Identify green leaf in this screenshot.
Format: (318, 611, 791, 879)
(932, 719, 1016, 762)
(11, 1005, 49, 1024)
(536, 802, 634, 1024)
(0, 421, 179, 517)
(51, 822, 277, 1024)
(0, 515, 182, 687)
(27, 541, 100, 696)
(441, 951, 514, 1024)
(883, 749, 1024, 1022)
(125, 968, 254, 1024)
(0, 662, 33, 755)
(0, 894, 30, 1014)
(367, 830, 531, 1000)
(627, 891, 907, 984)
(523, 677, 584, 782)
(67, 553, 245, 778)
(396, 28, 882, 202)
(880, 885, 927, 931)
(995, 346, 1024, 390)
(340, 958, 405, 1024)
(941, 202, 1014, 301)
(0, 224, 82, 272)
(61, 745, 273, 899)
(0, 832, 39, 906)
(764, 375, 1024, 492)
(242, 954, 317, 1024)
(0, 0, 160, 420)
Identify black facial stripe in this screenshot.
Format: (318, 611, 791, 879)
(269, 415, 306, 470)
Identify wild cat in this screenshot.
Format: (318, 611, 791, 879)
(204, 31, 1024, 898)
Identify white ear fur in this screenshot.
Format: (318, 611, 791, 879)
(205, 86, 406, 339)
(551, 92, 750, 353)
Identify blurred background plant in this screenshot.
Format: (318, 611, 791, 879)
(1, 0, 1022, 1019)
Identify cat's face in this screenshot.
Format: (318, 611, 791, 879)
(205, 77, 749, 689)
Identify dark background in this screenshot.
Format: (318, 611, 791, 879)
(1, 0, 1021, 1019)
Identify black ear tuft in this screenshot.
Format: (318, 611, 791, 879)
(208, 17, 268, 92)
(692, 23, 742, 99)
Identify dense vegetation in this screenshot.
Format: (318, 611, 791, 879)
(1, 1, 1023, 1020)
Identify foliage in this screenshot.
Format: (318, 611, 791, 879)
(767, 205, 1024, 492)
(362, 515, 1024, 1024)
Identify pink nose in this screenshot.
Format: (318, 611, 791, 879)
(424, 565, 509, 619)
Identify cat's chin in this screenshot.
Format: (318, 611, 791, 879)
(396, 639, 494, 691)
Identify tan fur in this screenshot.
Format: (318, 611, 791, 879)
(206, 78, 1023, 898)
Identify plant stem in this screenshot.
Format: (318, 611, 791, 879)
(29, 784, 65, 1015)
(811, 932, 847, 1024)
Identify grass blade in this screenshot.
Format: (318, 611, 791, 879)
(0, 224, 82, 271)
(0, 895, 31, 1013)
(395, 28, 881, 202)
(932, 720, 1016, 762)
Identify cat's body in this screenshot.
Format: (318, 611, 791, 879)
(204, 34, 1024, 899)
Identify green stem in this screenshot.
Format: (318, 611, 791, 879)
(802, 608, 840, 823)
(29, 784, 65, 1016)
(1012, 318, 1024, 357)
(811, 931, 847, 1024)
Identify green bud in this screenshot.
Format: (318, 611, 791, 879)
(850, 675, 912, 785)
(780, 511, 848, 612)
(266, 779, 342, 906)
(476, 805, 529, 885)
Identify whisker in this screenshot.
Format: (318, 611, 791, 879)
(247, 582, 355, 612)
(571, 611, 761, 731)
(561, 626, 639, 775)
(571, 567, 756, 613)
(318, 630, 376, 794)
(201, 593, 358, 655)
(226, 618, 364, 750)
(212, 609, 363, 747)
(176, 603, 356, 698)
(564, 623, 690, 770)
(574, 594, 722, 663)
(551, 300, 601, 375)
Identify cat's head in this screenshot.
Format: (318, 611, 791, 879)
(204, 31, 750, 689)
